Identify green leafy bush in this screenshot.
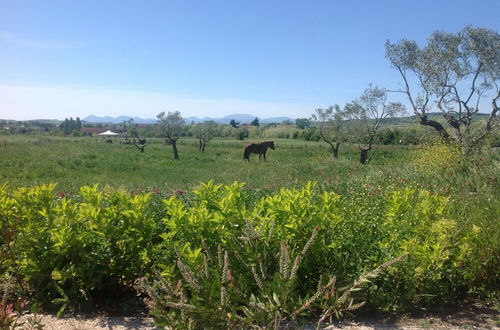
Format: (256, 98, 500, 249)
(139, 227, 406, 329)
(1, 184, 162, 312)
(0, 175, 498, 324)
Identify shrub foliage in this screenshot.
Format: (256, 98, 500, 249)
(0, 172, 498, 327)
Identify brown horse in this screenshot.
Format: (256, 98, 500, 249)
(243, 141, 275, 161)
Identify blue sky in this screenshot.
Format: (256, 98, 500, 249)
(1, 0, 499, 120)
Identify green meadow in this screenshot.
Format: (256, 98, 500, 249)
(0, 134, 408, 193)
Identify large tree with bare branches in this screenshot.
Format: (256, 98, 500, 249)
(345, 85, 406, 164)
(311, 105, 346, 159)
(385, 26, 499, 154)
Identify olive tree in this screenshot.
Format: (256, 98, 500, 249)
(157, 111, 184, 159)
(311, 105, 346, 159)
(120, 118, 147, 152)
(345, 85, 406, 164)
(191, 120, 219, 152)
(385, 26, 499, 154)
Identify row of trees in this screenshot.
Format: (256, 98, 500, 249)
(128, 113, 258, 159)
(122, 105, 411, 162)
(313, 85, 406, 164)
(155, 112, 230, 158)
(155, 112, 258, 159)
(153, 90, 407, 163)
(59, 117, 82, 135)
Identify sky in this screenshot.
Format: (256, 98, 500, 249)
(0, 0, 499, 121)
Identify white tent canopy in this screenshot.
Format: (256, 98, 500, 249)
(97, 130, 120, 136)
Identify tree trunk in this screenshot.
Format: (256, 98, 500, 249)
(359, 147, 369, 165)
(199, 138, 202, 151)
(171, 139, 179, 159)
(133, 142, 145, 152)
(323, 135, 340, 160)
(331, 142, 340, 159)
(201, 143, 206, 152)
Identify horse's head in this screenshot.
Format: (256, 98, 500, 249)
(268, 141, 275, 150)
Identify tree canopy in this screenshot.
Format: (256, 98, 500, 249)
(157, 111, 184, 141)
(345, 85, 406, 164)
(157, 111, 184, 159)
(385, 26, 499, 151)
(311, 105, 346, 159)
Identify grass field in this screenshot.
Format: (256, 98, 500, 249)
(0, 134, 409, 193)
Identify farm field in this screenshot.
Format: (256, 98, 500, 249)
(1, 134, 499, 328)
(0, 134, 408, 193)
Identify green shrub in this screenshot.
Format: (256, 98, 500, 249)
(1, 184, 162, 312)
(0, 174, 498, 322)
(139, 227, 406, 329)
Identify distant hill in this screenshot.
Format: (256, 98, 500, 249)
(9, 112, 492, 126)
(218, 114, 256, 124)
(84, 114, 295, 125)
(213, 114, 294, 124)
(0, 119, 62, 124)
(83, 115, 157, 124)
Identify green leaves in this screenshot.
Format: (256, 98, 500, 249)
(1, 184, 160, 312)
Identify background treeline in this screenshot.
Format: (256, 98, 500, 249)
(2, 115, 497, 147)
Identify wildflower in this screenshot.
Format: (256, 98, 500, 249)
(177, 189, 185, 196)
(57, 192, 65, 198)
(152, 188, 161, 195)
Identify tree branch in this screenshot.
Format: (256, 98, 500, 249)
(464, 62, 483, 106)
(396, 66, 419, 115)
(486, 90, 500, 131)
(385, 89, 407, 94)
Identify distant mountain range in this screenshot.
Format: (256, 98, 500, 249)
(4, 112, 492, 126)
(82, 114, 295, 125)
(82, 115, 158, 124)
